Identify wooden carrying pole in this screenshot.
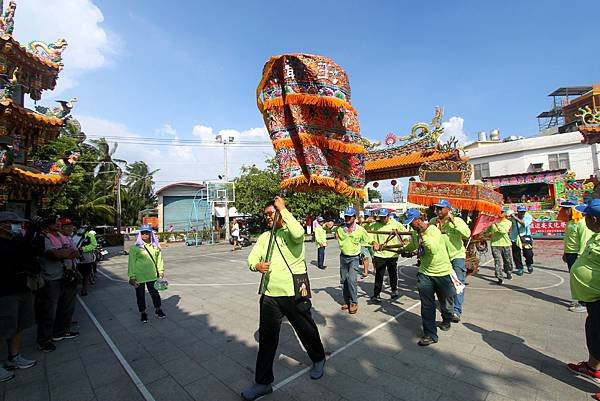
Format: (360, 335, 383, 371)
(257, 209, 280, 295)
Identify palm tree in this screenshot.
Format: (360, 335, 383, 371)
(124, 161, 159, 200)
(75, 178, 116, 225)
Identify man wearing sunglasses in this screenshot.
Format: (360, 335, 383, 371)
(243, 197, 325, 401)
(430, 199, 471, 323)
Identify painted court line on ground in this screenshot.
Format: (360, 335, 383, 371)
(398, 259, 565, 291)
(272, 300, 422, 392)
(97, 267, 340, 287)
(77, 295, 156, 401)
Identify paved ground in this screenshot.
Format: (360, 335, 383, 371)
(1, 239, 598, 401)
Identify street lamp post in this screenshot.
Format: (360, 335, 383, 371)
(216, 134, 234, 242)
(114, 159, 127, 234)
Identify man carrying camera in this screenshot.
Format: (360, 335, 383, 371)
(35, 216, 80, 352)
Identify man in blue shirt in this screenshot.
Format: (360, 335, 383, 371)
(510, 206, 534, 275)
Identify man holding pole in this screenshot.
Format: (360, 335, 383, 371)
(429, 199, 471, 323)
(402, 208, 455, 346)
(370, 208, 404, 303)
(242, 197, 326, 401)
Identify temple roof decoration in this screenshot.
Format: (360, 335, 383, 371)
(576, 106, 600, 144)
(365, 107, 463, 180)
(0, 1, 66, 100)
(1, 99, 64, 127)
(1, 165, 69, 185)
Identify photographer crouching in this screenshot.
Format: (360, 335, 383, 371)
(0, 212, 43, 382)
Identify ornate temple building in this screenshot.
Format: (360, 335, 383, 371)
(0, 0, 75, 216)
(364, 107, 462, 182)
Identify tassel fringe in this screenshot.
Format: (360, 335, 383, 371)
(263, 93, 357, 114)
(280, 175, 366, 200)
(407, 194, 502, 216)
(273, 133, 366, 154)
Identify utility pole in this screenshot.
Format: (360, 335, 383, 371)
(223, 139, 230, 242)
(116, 167, 122, 234)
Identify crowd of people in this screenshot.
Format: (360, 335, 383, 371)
(0, 214, 169, 383)
(242, 195, 600, 401)
(0, 213, 99, 382)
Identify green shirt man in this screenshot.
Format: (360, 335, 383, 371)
(248, 204, 306, 297)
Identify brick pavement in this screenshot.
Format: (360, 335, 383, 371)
(1, 239, 597, 401)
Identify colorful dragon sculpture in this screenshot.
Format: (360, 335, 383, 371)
(0, 0, 16, 35)
(576, 106, 600, 126)
(27, 38, 68, 66)
(383, 106, 444, 147)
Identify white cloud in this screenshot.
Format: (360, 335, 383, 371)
(442, 116, 468, 144)
(77, 116, 273, 188)
(156, 124, 177, 137)
(12, 0, 117, 93)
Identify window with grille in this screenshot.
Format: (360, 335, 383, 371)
(473, 163, 490, 180)
(548, 153, 570, 170)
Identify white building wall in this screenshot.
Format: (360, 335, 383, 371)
(465, 132, 595, 180)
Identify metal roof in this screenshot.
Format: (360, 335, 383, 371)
(548, 86, 592, 97)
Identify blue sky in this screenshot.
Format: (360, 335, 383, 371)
(15, 0, 600, 195)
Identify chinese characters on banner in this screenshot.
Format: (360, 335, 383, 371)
(530, 220, 566, 235)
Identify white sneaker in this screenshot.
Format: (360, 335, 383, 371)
(0, 366, 15, 382)
(4, 354, 36, 370)
(569, 304, 587, 313)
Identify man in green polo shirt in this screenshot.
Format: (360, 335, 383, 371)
(566, 199, 600, 396)
(369, 208, 404, 303)
(402, 208, 455, 346)
(242, 197, 326, 401)
(314, 216, 327, 269)
(430, 199, 471, 322)
(325, 207, 370, 314)
(485, 209, 514, 285)
(560, 200, 593, 313)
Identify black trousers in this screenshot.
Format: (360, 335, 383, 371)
(511, 242, 534, 270)
(135, 281, 161, 312)
(255, 295, 325, 385)
(565, 253, 578, 271)
(373, 257, 398, 297)
(35, 279, 77, 344)
(586, 300, 600, 360)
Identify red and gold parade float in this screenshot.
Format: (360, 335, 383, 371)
(0, 0, 76, 216)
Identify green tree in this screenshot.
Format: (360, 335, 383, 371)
(367, 188, 383, 201)
(233, 158, 354, 221)
(122, 161, 159, 225)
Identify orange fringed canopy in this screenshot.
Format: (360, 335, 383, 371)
(257, 54, 366, 199)
(407, 181, 503, 216)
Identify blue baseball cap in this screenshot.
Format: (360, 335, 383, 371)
(403, 208, 422, 225)
(316, 216, 324, 222)
(516, 205, 527, 212)
(139, 224, 153, 232)
(434, 199, 452, 209)
(378, 208, 390, 217)
(343, 207, 356, 217)
(576, 199, 600, 217)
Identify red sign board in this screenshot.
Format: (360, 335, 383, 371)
(530, 220, 566, 234)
